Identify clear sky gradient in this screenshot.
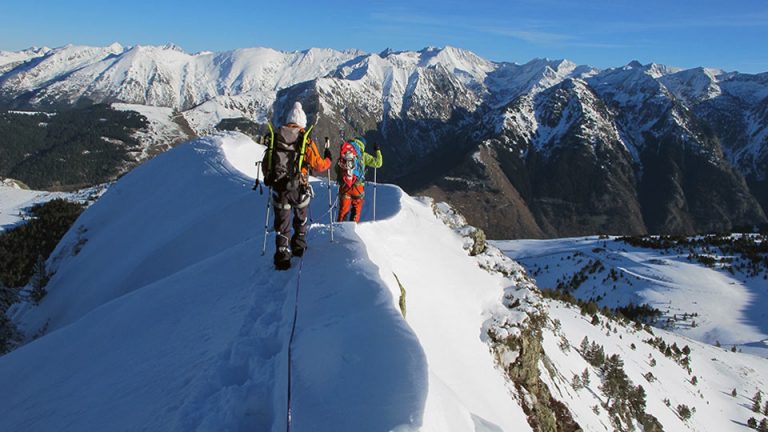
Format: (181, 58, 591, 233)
(1, 0, 766, 73)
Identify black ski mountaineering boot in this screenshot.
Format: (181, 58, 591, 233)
(274, 246, 291, 270)
(291, 233, 307, 258)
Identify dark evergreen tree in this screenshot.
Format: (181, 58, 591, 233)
(571, 373, 583, 390)
(580, 335, 590, 353)
(753, 391, 763, 413)
(758, 418, 768, 432)
(581, 368, 591, 387)
(677, 404, 692, 420)
(585, 342, 606, 367)
(629, 385, 647, 414)
(748, 417, 758, 429)
(30, 254, 49, 304)
(600, 354, 629, 406)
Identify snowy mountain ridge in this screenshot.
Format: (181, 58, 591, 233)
(2, 43, 767, 238)
(0, 44, 363, 111)
(1, 132, 767, 431)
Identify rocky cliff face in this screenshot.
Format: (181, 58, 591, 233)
(1, 44, 766, 237)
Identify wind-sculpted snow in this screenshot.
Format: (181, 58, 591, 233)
(0, 132, 531, 431)
(0, 132, 426, 431)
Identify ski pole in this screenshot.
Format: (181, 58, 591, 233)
(373, 166, 377, 222)
(261, 188, 272, 256)
(325, 137, 334, 242)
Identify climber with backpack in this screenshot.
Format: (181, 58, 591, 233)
(336, 137, 383, 223)
(261, 101, 332, 270)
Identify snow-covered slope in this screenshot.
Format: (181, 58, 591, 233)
(112, 103, 192, 159)
(0, 47, 50, 74)
(543, 300, 768, 431)
(0, 132, 530, 431)
(495, 237, 768, 357)
(0, 181, 105, 232)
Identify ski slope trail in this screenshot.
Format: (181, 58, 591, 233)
(0, 132, 526, 432)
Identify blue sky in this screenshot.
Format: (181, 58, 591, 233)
(1, 0, 766, 72)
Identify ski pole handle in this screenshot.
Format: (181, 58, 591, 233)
(324, 137, 330, 150)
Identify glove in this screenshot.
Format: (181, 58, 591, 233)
(373, 143, 380, 153)
(323, 147, 332, 160)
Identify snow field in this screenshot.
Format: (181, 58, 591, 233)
(495, 237, 768, 357)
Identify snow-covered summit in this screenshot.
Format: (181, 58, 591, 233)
(0, 44, 361, 110)
(657, 67, 725, 103)
(0, 46, 50, 73)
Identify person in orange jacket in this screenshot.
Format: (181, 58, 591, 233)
(336, 137, 383, 223)
(262, 101, 331, 270)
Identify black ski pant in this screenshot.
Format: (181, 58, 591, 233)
(273, 188, 311, 250)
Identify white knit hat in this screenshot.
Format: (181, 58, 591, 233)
(285, 101, 307, 128)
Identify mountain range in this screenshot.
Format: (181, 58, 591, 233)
(1, 43, 767, 238)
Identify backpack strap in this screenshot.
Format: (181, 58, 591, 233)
(266, 122, 275, 169)
(296, 124, 314, 172)
(350, 139, 366, 183)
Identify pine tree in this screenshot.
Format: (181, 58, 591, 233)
(748, 417, 758, 429)
(763, 399, 768, 415)
(629, 385, 647, 415)
(600, 354, 629, 405)
(572, 373, 583, 390)
(753, 391, 763, 413)
(758, 418, 768, 432)
(586, 342, 606, 367)
(676, 404, 692, 420)
(732, 388, 737, 397)
(581, 368, 591, 387)
(30, 254, 50, 304)
(580, 336, 590, 353)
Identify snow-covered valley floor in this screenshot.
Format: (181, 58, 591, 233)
(495, 237, 768, 358)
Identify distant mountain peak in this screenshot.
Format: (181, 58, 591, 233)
(161, 43, 185, 53)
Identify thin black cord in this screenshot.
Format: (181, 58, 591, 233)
(285, 202, 315, 432)
(285, 250, 304, 432)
